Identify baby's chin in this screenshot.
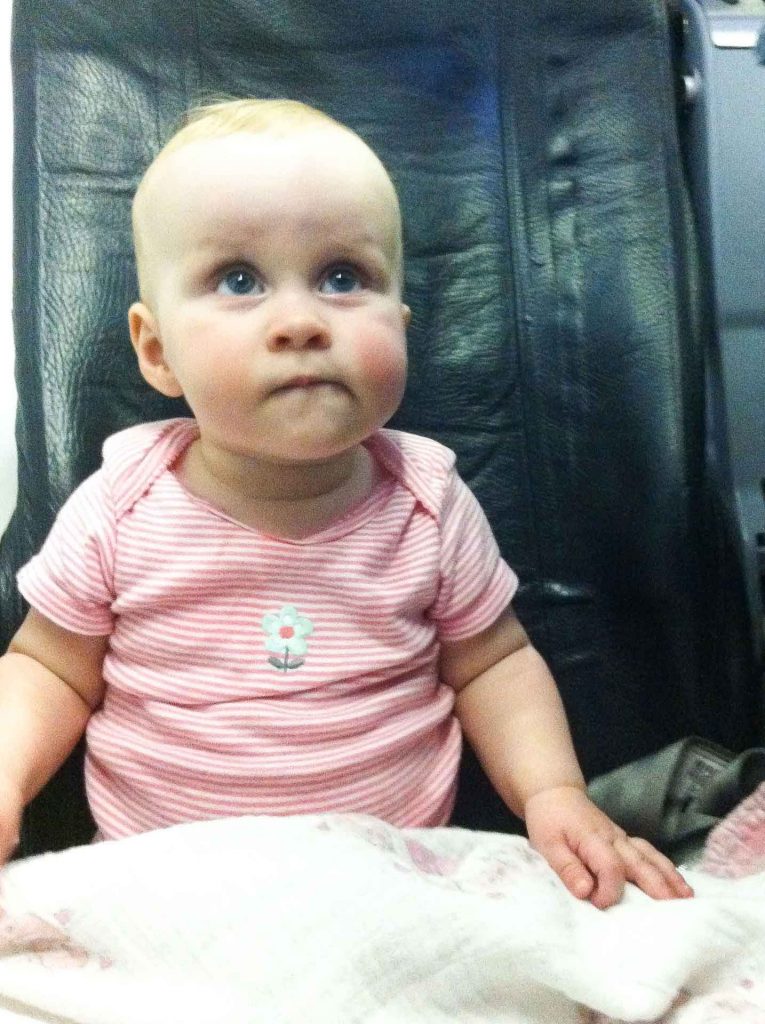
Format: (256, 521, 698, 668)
(257, 420, 387, 465)
(261, 439, 367, 467)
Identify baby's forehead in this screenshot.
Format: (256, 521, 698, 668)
(140, 126, 397, 213)
(134, 127, 402, 265)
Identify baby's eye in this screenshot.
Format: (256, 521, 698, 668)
(216, 268, 262, 297)
(319, 266, 363, 295)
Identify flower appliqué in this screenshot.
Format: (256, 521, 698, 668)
(262, 606, 314, 671)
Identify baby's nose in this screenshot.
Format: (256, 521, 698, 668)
(265, 308, 331, 351)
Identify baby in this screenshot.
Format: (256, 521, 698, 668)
(0, 98, 692, 909)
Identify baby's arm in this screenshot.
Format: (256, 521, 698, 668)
(0, 609, 107, 863)
(441, 609, 693, 909)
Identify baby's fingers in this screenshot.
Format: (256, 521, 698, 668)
(0, 787, 22, 869)
(536, 838, 598, 903)
(575, 832, 631, 909)
(0, 817, 20, 869)
(616, 837, 694, 901)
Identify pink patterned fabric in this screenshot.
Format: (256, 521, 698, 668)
(18, 419, 517, 840)
(700, 781, 765, 880)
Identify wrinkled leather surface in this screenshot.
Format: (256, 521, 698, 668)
(5, 0, 760, 853)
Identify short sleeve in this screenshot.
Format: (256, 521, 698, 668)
(429, 471, 518, 643)
(17, 470, 117, 636)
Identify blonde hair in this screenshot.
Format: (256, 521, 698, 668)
(132, 97, 402, 298)
(160, 97, 347, 155)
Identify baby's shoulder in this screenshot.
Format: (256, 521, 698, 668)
(101, 417, 197, 518)
(370, 429, 457, 521)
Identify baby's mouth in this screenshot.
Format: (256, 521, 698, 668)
(272, 376, 343, 395)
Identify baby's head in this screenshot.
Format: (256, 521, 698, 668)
(132, 98, 405, 304)
(128, 98, 410, 466)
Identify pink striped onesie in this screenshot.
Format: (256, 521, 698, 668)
(17, 418, 517, 840)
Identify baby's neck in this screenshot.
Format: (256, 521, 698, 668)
(176, 440, 376, 539)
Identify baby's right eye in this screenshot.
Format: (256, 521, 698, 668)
(216, 268, 262, 297)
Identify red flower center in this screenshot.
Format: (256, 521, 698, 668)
(279, 625, 295, 639)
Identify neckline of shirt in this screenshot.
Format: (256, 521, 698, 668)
(161, 423, 401, 546)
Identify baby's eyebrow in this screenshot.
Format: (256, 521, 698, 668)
(321, 233, 397, 265)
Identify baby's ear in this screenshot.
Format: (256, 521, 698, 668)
(128, 303, 184, 399)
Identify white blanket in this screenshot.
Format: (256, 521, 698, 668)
(0, 813, 763, 1024)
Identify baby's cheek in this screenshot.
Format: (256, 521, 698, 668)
(355, 329, 408, 401)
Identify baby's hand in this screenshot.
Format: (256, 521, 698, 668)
(523, 785, 694, 910)
(0, 776, 23, 867)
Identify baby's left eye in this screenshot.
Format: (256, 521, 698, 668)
(319, 266, 363, 295)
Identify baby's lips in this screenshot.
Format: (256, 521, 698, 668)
(271, 375, 344, 395)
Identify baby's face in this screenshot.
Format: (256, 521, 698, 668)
(130, 128, 409, 466)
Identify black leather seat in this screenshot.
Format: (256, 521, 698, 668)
(4, 0, 760, 855)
